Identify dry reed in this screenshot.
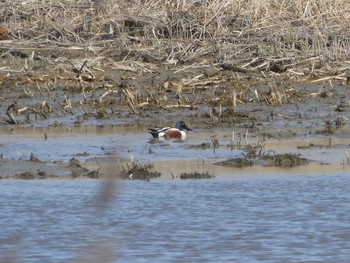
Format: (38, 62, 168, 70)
(0, 0, 348, 75)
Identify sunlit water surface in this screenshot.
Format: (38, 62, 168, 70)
(1, 126, 349, 165)
(1, 173, 350, 262)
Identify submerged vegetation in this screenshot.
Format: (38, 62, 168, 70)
(180, 171, 215, 179)
(215, 153, 309, 168)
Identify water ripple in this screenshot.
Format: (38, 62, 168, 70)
(1, 174, 350, 262)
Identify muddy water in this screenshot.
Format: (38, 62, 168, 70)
(1, 173, 350, 262)
(0, 125, 144, 162)
(0, 125, 349, 178)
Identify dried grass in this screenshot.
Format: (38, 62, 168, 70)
(1, 0, 348, 62)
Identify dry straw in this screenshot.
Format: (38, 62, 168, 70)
(0, 0, 349, 81)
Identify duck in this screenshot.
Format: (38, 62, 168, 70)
(148, 121, 192, 139)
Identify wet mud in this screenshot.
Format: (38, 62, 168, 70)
(215, 153, 309, 168)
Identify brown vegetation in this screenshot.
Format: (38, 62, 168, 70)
(0, 1, 348, 127)
(0, 24, 8, 40)
(1, 0, 349, 76)
(119, 161, 161, 181)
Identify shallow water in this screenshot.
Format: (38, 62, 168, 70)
(0, 125, 239, 162)
(1, 173, 350, 262)
(1, 125, 349, 180)
(1, 125, 349, 164)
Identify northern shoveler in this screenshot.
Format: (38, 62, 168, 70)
(148, 121, 192, 139)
